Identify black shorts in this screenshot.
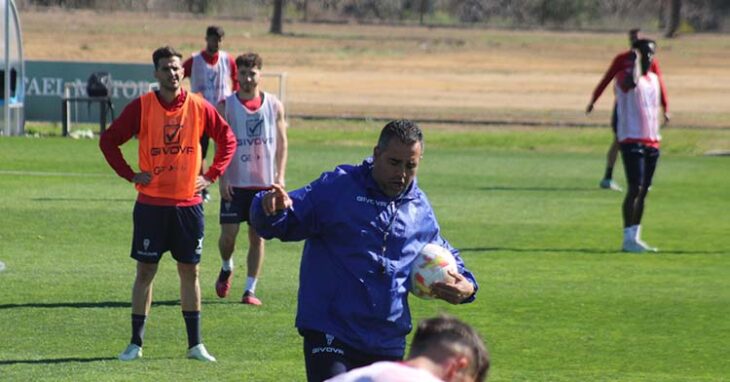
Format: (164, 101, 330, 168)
(620, 143, 660, 188)
(299, 329, 402, 382)
(200, 133, 210, 160)
(130, 202, 204, 264)
(219, 188, 264, 224)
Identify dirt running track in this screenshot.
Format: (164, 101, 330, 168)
(20, 10, 730, 128)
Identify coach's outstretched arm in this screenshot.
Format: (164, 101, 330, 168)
(250, 183, 315, 242)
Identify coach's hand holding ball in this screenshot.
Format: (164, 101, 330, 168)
(431, 270, 476, 304)
(262, 183, 292, 216)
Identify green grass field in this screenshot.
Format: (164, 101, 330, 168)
(1, 121, 729, 381)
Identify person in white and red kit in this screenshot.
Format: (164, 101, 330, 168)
(613, 39, 665, 253)
(586, 28, 669, 192)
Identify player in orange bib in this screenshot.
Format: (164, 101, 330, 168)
(100, 46, 237, 362)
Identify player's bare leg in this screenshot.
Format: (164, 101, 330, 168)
(242, 227, 265, 306)
(120, 262, 158, 361)
(216, 223, 240, 298)
(601, 140, 623, 191)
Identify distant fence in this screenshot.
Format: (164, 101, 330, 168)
(24, 60, 153, 123)
(24, 60, 287, 124)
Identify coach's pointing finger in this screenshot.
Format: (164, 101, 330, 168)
(263, 184, 292, 216)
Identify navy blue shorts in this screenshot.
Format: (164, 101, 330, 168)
(219, 188, 263, 224)
(299, 329, 401, 382)
(620, 143, 660, 188)
(130, 202, 205, 264)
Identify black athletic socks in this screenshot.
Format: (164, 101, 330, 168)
(604, 166, 614, 180)
(131, 314, 147, 347)
(182, 311, 201, 349)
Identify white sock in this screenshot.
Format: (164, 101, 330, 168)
(245, 277, 258, 294)
(633, 225, 641, 241)
(222, 258, 233, 272)
(623, 226, 634, 242)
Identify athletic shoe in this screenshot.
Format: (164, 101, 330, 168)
(119, 343, 143, 361)
(215, 269, 233, 298)
(600, 178, 623, 191)
(636, 238, 658, 252)
(186, 343, 216, 362)
(622, 239, 657, 253)
(241, 290, 262, 306)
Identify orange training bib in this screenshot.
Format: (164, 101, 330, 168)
(136, 92, 206, 199)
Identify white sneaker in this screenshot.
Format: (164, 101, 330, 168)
(636, 238, 658, 252)
(186, 343, 216, 362)
(622, 239, 657, 253)
(600, 178, 623, 191)
(119, 344, 143, 361)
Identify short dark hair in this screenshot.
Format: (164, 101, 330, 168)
(236, 53, 263, 70)
(632, 38, 657, 53)
(409, 315, 490, 382)
(152, 46, 182, 70)
(206, 25, 225, 38)
(377, 119, 424, 151)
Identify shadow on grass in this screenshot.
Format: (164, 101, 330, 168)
(0, 299, 231, 310)
(0, 357, 116, 365)
(461, 247, 616, 254)
(479, 186, 599, 192)
(461, 247, 728, 255)
(32, 197, 134, 202)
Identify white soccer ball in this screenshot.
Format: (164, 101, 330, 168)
(410, 243, 457, 300)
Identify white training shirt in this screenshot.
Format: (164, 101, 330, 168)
(190, 50, 233, 105)
(324, 361, 444, 382)
(222, 92, 281, 189)
(615, 72, 661, 144)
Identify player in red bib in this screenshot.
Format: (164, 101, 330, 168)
(586, 28, 669, 192)
(100, 46, 236, 362)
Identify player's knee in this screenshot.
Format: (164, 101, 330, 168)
(177, 263, 199, 278)
(627, 183, 642, 196)
(135, 263, 158, 283)
(249, 233, 264, 247)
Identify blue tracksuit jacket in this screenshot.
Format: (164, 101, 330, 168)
(250, 158, 478, 357)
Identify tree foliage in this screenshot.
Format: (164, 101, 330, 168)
(17, 0, 730, 32)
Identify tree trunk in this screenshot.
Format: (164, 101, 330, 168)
(419, 0, 427, 25)
(270, 0, 285, 34)
(658, 0, 666, 29)
(665, 0, 681, 38)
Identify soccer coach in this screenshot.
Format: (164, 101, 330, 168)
(249, 119, 478, 381)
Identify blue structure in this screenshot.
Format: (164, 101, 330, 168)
(1, 0, 24, 136)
